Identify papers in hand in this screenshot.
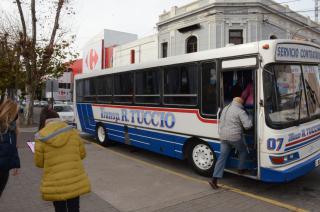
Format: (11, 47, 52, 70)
(27, 142, 35, 153)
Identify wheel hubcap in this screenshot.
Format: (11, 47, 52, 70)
(192, 144, 214, 170)
(97, 126, 105, 143)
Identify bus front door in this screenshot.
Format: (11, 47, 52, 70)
(220, 69, 258, 176)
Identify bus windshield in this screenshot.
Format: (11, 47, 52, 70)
(263, 64, 320, 128)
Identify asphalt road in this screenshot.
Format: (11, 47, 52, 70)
(82, 133, 320, 212)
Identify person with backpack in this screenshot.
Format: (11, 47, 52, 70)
(35, 107, 90, 212)
(0, 99, 20, 197)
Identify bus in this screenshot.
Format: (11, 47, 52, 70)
(74, 39, 320, 182)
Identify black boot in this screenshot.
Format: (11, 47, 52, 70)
(208, 177, 219, 189)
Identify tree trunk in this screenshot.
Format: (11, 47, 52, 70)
(24, 84, 34, 125)
(7, 88, 18, 100)
(0, 94, 5, 104)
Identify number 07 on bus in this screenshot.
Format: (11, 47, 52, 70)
(74, 39, 320, 182)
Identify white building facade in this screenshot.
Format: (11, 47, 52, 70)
(113, 35, 158, 67)
(82, 29, 138, 73)
(157, 0, 320, 57)
(45, 70, 73, 101)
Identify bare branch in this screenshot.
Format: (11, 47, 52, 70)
(31, 0, 37, 76)
(49, 0, 64, 46)
(31, 0, 36, 45)
(15, 0, 27, 40)
(40, 0, 65, 72)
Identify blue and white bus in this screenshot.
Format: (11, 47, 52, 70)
(74, 39, 320, 182)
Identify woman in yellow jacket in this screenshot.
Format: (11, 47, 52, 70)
(34, 107, 90, 212)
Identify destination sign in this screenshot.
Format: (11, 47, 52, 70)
(276, 44, 320, 63)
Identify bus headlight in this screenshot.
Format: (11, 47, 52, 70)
(269, 152, 300, 165)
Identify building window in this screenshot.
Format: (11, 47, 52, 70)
(130, 49, 135, 64)
(58, 83, 71, 89)
(161, 42, 168, 58)
(186, 36, 197, 53)
(270, 35, 278, 39)
(229, 30, 243, 45)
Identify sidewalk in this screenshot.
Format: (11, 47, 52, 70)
(0, 129, 118, 212)
(0, 128, 291, 212)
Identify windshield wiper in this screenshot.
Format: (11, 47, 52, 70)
(297, 77, 304, 126)
(297, 89, 302, 125)
(305, 80, 320, 107)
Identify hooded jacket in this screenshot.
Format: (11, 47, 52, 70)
(34, 119, 90, 201)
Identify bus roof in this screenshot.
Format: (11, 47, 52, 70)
(75, 39, 320, 80)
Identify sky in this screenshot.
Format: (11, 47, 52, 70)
(0, 0, 316, 54)
(72, 0, 315, 51)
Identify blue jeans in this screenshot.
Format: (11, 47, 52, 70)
(212, 140, 248, 178)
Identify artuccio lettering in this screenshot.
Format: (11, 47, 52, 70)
(100, 108, 176, 129)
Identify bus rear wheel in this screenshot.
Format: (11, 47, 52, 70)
(188, 142, 216, 177)
(96, 124, 109, 146)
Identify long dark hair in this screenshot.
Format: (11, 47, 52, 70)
(39, 107, 59, 130)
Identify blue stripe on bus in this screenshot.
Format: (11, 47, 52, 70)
(285, 134, 320, 152)
(129, 127, 186, 145)
(128, 127, 183, 158)
(77, 104, 96, 134)
(84, 104, 96, 127)
(260, 152, 320, 182)
(101, 123, 124, 143)
(77, 103, 256, 169)
(77, 104, 85, 131)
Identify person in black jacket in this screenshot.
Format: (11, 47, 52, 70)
(0, 99, 20, 197)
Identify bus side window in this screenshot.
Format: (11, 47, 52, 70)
(163, 63, 198, 105)
(76, 80, 84, 102)
(83, 78, 96, 102)
(114, 72, 133, 103)
(96, 76, 113, 103)
(135, 68, 160, 104)
(201, 62, 217, 115)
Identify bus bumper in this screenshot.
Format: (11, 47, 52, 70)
(260, 152, 320, 183)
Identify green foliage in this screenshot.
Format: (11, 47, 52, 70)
(0, 33, 25, 94)
(1, 0, 77, 124)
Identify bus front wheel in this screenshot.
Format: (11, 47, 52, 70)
(96, 124, 109, 146)
(188, 142, 216, 177)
